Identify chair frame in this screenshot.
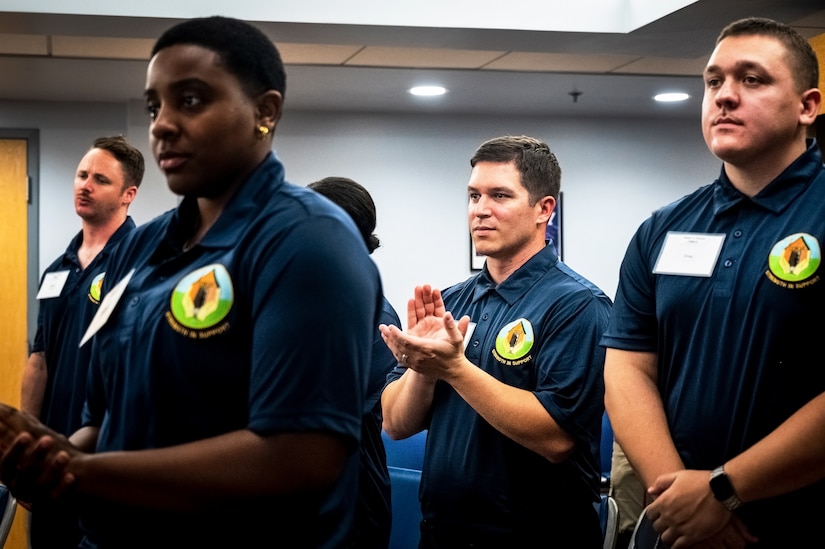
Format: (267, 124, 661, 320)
(0, 484, 17, 548)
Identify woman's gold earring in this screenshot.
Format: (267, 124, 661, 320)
(257, 126, 270, 139)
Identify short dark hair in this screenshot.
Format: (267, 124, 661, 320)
(470, 135, 561, 205)
(717, 17, 819, 92)
(92, 135, 145, 189)
(308, 177, 380, 254)
(151, 16, 286, 100)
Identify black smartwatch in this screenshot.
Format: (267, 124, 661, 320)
(709, 466, 742, 511)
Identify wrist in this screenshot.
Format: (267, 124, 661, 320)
(709, 465, 742, 511)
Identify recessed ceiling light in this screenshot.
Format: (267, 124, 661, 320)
(409, 86, 447, 97)
(654, 92, 690, 103)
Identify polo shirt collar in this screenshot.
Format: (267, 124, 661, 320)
(65, 216, 136, 265)
(713, 139, 823, 216)
(160, 152, 286, 255)
(472, 244, 559, 305)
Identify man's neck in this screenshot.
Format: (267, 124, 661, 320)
(485, 239, 546, 285)
(725, 141, 807, 198)
(78, 213, 126, 268)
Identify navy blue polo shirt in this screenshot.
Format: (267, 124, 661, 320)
(32, 217, 135, 436)
(601, 141, 825, 545)
(79, 153, 383, 549)
(388, 244, 611, 542)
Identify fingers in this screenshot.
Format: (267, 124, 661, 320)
(0, 404, 26, 452)
(648, 471, 676, 497)
(1, 432, 45, 500)
(410, 285, 444, 326)
(431, 288, 445, 316)
(411, 286, 426, 325)
(0, 432, 75, 505)
(669, 521, 750, 549)
(42, 451, 76, 502)
(0, 403, 56, 445)
(406, 297, 417, 329)
(0, 432, 34, 485)
(420, 285, 434, 316)
(380, 324, 415, 367)
(379, 324, 404, 358)
(442, 312, 461, 343)
(456, 315, 471, 332)
(411, 285, 432, 325)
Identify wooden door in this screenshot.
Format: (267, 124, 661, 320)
(0, 138, 30, 549)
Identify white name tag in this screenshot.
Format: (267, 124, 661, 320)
(37, 270, 70, 299)
(463, 321, 477, 350)
(79, 269, 135, 348)
(653, 232, 726, 277)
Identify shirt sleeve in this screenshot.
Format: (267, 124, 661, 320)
(600, 218, 659, 352)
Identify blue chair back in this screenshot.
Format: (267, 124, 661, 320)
(382, 431, 426, 549)
(387, 466, 423, 549)
(382, 429, 426, 470)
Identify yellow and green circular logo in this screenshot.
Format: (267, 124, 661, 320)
(88, 272, 105, 304)
(768, 233, 820, 282)
(170, 264, 234, 330)
(495, 318, 534, 360)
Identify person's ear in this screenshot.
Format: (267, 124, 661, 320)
(799, 87, 821, 125)
(121, 185, 138, 206)
(256, 90, 283, 134)
(536, 195, 556, 225)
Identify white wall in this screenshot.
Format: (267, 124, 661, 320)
(272, 110, 720, 317)
(0, 100, 179, 268)
(2, 99, 721, 328)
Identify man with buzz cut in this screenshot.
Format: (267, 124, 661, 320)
(603, 17, 824, 548)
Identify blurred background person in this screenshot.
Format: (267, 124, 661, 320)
(309, 175, 402, 548)
(21, 135, 143, 549)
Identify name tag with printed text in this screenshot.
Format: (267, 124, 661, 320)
(653, 232, 725, 277)
(37, 270, 70, 299)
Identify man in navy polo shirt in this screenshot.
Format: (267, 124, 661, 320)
(21, 135, 143, 549)
(602, 17, 825, 548)
(380, 135, 612, 548)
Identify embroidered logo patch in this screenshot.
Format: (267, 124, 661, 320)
(766, 233, 821, 286)
(492, 318, 534, 366)
(167, 264, 234, 338)
(88, 272, 105, 304)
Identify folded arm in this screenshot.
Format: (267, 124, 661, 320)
(605, 349, 755, 548)
(0, 403, 346, 511)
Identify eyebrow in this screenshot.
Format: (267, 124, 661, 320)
(144, 77, 209, 98)
(704, 60, 764, 76)
(467, 185, 513, 194)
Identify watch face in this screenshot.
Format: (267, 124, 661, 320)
(710, 471, 735, 500)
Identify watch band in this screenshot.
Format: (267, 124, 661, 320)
(709, 466, 742, 511)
